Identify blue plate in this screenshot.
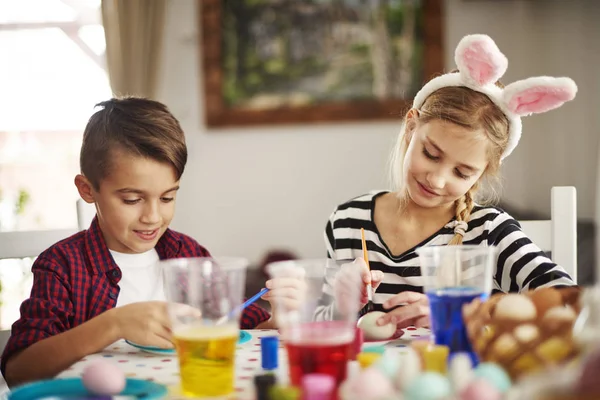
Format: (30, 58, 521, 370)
(124, 341, 175, 355)
(126, 331, 253, 353)
(238, 330, 251, 345)
(7, 377, 167, 400)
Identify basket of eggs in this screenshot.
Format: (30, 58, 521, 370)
(462, 286, 582, 380)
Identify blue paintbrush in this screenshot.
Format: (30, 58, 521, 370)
(217, 287, 270, 325)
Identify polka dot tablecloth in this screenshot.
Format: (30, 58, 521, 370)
(57, 328, 430, 399)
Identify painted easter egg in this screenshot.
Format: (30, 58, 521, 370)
(473, 362, 511, 393)
(81, 360, 126, 396)
(341, 367, 396, 400)
(404, 372, 452, 400)
(460, 378, 502, 400)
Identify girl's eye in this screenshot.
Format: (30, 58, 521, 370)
(423, 147, 438, 161)
(455, 169, 470, 180)
(161, 197, 174, 203)
(123, 199, 141, 205)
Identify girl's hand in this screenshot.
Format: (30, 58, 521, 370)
(377, 291, 430, 330)
(333, 258, 384, 312)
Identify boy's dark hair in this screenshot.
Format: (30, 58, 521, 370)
(80, 97, 187, 190)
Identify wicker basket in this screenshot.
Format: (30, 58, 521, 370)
(463, 287, 582, 380)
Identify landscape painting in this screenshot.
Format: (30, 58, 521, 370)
(200, 0, 443, 127)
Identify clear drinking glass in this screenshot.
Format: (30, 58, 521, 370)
(266, 258, 361, 389)
(161, 257, 248, 398)
(416, 245, 496, 363)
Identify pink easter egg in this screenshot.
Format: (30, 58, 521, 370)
(342, 368, 396, 399)
(460, 378, 502, 400)
(82, 360, 126, 395)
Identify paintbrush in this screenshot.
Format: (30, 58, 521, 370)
(216, 287, 270, 325)
(361, 228, 374, 313)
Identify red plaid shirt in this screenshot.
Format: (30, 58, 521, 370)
(1, 218, 270, 376)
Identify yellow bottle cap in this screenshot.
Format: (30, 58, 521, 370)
(357, 352, 382, 369)
(422, 344, 450, 374)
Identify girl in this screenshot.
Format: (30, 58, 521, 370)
(322, 34, 578, 331)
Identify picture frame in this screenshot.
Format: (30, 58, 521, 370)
(199, 0, 444, 128)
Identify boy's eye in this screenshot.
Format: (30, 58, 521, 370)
(161, 197, 174, 203)
(123, 199, 140, 205)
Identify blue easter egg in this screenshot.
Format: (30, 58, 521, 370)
(405, 372, 451, 400)
(363, 345, 386, 354)
(374, 351, 401, 379)
(474, 362, 512, 393)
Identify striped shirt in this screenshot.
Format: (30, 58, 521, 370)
(323, 191, 574, 314)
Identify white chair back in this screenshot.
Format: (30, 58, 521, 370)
(0, 200, 93, 361)
(519, 186, 577, 283)
(76, 199, 95, 231)
(0, 229, 77, 260)
(0, 200, 94, 260)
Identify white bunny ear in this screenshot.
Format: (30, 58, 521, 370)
(455, 34, 508, 87)
(503, 77, 578, 116)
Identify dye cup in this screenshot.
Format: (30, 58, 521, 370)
(416, 245, 496, 364)
(161, 257, 248, 398)
(266, 259, 362, 389)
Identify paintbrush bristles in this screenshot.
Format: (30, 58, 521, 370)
(360, 228, 371, 270)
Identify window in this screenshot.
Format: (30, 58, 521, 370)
(0, 0, 110, 328)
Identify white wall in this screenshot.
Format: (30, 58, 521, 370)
(160, 0, 600, 266)
(444, 0, 600, 220)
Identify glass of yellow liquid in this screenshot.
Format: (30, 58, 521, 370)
(161, 257, 248, 398)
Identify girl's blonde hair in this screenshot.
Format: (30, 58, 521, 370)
(389, 81, 510, 245)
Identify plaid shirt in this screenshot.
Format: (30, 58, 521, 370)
(1, 218, 270, 376)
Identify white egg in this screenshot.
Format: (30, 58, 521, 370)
(543, 305, 577, 322)
(396, 347, 422, 390)
(514, 324, 540, 343)
(357, 311, 396, 341)
(449, 353, 473, 392)
(494, 294, 537, 321)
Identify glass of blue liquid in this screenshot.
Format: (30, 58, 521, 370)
(416, 245, 497, 366)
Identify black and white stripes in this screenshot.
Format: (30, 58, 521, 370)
(323, 191, 574, 312)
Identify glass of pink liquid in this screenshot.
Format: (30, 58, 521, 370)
(266, 259, 362, 392)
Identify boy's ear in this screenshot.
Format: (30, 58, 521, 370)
(404, 108, 420, 145)
(74, 174, 95, 204)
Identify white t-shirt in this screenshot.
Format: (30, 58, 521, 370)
(109, 248, 166, 307)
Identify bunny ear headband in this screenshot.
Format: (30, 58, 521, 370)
(412, 34, 578, 160)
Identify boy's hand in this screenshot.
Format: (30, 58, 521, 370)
(334, 258, 384, 312)
(113, 301, 173, 349)
(261, 275, 307, 328)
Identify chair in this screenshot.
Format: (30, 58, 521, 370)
(76, 199, 95, 231)
(0, 229, 78, 260)
(0, 200, 94, 259)
(0, 200, 94, 362)
(518, 186, 577, 283)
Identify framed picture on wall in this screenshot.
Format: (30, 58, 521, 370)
(200, 0, 443, 128)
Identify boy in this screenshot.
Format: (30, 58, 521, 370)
(1, 98, 302, 387)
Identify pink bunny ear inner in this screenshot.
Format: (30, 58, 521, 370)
(505, 78, 578, 115)
(455, 34, 508, 86)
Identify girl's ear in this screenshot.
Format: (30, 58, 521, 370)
(404, 108, 420, 144)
